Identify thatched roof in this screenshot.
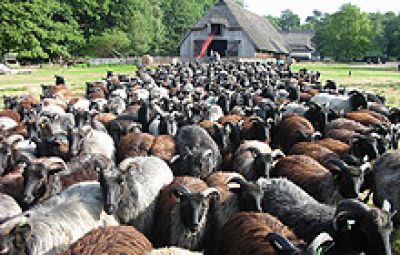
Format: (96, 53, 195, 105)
(179, 0, 290, 54)
(280, 31, 315, 51)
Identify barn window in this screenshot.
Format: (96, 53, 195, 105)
(211, 24, 222, 36)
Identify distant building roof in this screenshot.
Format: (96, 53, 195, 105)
(179, 0, 290, 54)
(280, 31, 315, 52)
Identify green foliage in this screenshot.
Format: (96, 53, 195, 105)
(315, 4, 372, 61)
(280, 9, 301, 32)
(1, 0, 400, 61)
(86, 29, 130, 57)
(265, 15, 281, 30)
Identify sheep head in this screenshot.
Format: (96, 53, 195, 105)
(169, 185, 219, 233)
(228, 177, 264, 213)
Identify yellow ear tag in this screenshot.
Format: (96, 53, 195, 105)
(18, 218, 28, 228)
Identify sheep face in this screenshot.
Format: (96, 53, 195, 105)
(181, 148, 214, 179)
(333, 199, 393, 255)
(68, 128, 82, 157)
(22, 163, 47, 205)
(178, 193, 209, 232)
(351, 135, 380, 160)
(47, 133, 70, 159)
(98, 165, 126, 215)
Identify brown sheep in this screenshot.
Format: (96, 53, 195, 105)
(346, 110, 391, 127)
(289, 142, 341, 171)
(241, 116, 271, 142)
(152, 176, 219, 251)
(217, 114, 243, 125)
(117, 132, 155, 163)
(315, 138, 350, 156)
(0, 164, 24, 205)
(325, 118, 371, 134)
(95, 113, 117, 127)
(274, 114, 318, 153)
(210, 212, 306, 255)
(325, 128, 358, 144)
(56, 226, 153, 255)
(0, 110, 21, 123)
(271, 155, 367, 204)
(150, 135, 177, 162)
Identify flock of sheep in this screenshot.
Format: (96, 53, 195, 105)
(0, 61, 399, 255)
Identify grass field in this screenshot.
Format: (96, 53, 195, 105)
(292, 62, 400, 107)
(0, 64, 137, 100)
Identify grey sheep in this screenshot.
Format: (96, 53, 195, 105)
(175, 125, 221, 179)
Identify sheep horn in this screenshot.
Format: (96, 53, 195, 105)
(169, 186, 191, 198)
(201, 187, 220, 200)
(271, 149, 285, 160)
(228, 177, 248, 189)
(245, 147, 262, 157)
(265, 232, 298, 252)
(307, 232, 334, 254)
(6, 134, 24, 146)
(324, 158, 349, 172)
(46, 157, 68, 172)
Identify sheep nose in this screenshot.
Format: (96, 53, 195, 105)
(23, 195, 34, 205)
(190, 223, 199, 232)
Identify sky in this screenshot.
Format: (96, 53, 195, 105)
(244, 0, 400, 22)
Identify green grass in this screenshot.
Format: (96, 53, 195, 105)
(0, 64, 138, 100)
(292, 63, 400, 107)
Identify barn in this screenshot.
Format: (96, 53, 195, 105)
(178, 0, 290, 60)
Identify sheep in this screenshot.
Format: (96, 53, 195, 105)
(0, 193, 21, 224)
(271, 155, 369, 204)
(273, 114, 319, 154)
(0, 117, 18, 131)
(117, 132, 155, 163)
(233, 140, 284, 180)
(210, 212, 326, 255)
(0, 109, 21, 123)
(55, 226, 153, 255)
(22, 157, 69, 206)
(261, 178, 393, 255)
(98, 156, 173, 237)
(0, 182, 119, 255)
(0, 164, 25, 204)
(21, 154, 106, 207)
(310, 91, 367, 114)
(372, 151, 400, 227)
(315, 138, 350, 156)
(205, 172, 268, 252)
(175, 125, 221, 179)
(240, 116, 272, 142)
(71, 126, 115, 161)
(150, 135, 177, 163)
(325, 117, 372, 134)
(289, 142, 342, 170)
(152, 176, 220, 251)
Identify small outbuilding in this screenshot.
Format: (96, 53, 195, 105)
(178, 0, 290, 60)
(280, 31, 316, 61)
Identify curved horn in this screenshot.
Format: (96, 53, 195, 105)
(228, 177, 248, 190)
(6, 134, 24, 146)
(245, 146, 262, 157)
(324, 158, 349, 172)
(307, 232, 334, 254)
(169, 186, 191, 198)
(271, 149, 285, 159)
(46, 157, 68, 172)
(201, 187, 221, 200)
(265, 232, 298, 252)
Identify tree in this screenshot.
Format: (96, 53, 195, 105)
(382, 12, 400, 58)
(0, 0, 83, 60)
(87, 29, 130, 57)
(315, 4, 372, 61)
(368, 13, 387, 55)
(265, 15, 281, 30)
(280, 9, 300, 32)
